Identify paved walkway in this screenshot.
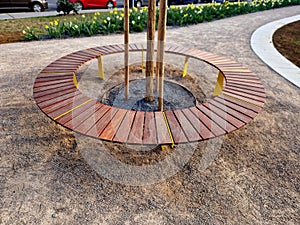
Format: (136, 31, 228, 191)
(251, 15, 300, 88)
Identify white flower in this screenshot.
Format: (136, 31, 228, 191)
(132, 20, 135, 25)
(107, 17, 111, 21)
(137, 16, 140, 20)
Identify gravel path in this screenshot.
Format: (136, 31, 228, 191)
(0, 6, 299, 224)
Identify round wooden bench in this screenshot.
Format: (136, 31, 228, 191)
(33, 44, 266, 146)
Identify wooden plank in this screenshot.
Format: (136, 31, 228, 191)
(181, 108, 214, 140)
(189, 107, 225, 136)
(214, 96, 258, 118)
(40, 92, 83, 113)
(203, 102, 245, 128)
(35, 87, 77, 104)
(33, 81, 75, 93)
(33, 84, 75, 98)
(164, 110, 188, 144)
(209, 99, 252, 124)
(197, 104, 236, 133)
(225, 86, 266, 98)
(99, 109, 128, 141)
(143, 112, 157, 145)
(35, 76, 73, 83)
(223, 92, 265, 108)
(224, 74, 260, 80)
(76, 104, 110, 134)
(113, 110, 136, 143)
(173, 110, 202, 142)
(38, 91, 81, 109)
(127, 111, 145, 145)
(33, 78, 72, 88)
(86, 107, 118, 137)
(223, 88, 266, 102)
(218, 95, 261, 113)
(56, 100, 97, 126)
(226, 80, 264, 89)
(226, 83, 265, 93)
(46, 95, 90, 119)
(155, 112, 172, 144)
(37, 72, 74, 78)
(225, 77, 263, 84)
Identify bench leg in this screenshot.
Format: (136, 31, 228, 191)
(182, 56, 189, 77)
(98, 56, 104, 80)
(73, 73, 78, 88)
(213, 71, 224, 96)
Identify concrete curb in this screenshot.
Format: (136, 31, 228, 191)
(251, 15, 300, 88)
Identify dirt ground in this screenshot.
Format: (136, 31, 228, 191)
(0, 6, 300, 225)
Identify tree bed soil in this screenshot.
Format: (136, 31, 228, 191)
(273, 20, 300, 67)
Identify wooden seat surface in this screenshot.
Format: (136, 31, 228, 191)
(33, 44, 266, 145)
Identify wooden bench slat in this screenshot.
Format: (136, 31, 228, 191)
(155, 112, 172, 144)
(164, 110, 188, 144)
(33, 78, 73, 88)
(35, 87, 77, 104)
(223, 92, 265, 108)
(225, 86, 266, 98)
(99, 109, 128, 140)
(76, 104, 110, 134)
(33, 81, 75, 93)
(197, 104, 236, 133)
(226, 83, 265, 93)
(208, 100, 253, 124)
(218, 95, 261, 112)
(127, 111, 145, 144)
(113, 110, 136, 143)
(143, 112, 157, 145)
(214, 96, 258, 118)
(86, 107, 118, 137)
(189, 107, 226, 136)
(225, 74, 260, 80)
(38, 91, 81, 109)
(203, 102, 245, 128)
(33, 84, 75, 98)
(37, 72, 74, 78)
(47, 95, 90, 119)
(182, 108, 214, 140)
(173, 110, 202, 142)
(225, 77, 263, 84)
(226, 80, 264, 89)
(40, 92, 83, 113)
(223, 89, 266, 103)
(56, 100, 97, 125)
(35, 75, 73, 83)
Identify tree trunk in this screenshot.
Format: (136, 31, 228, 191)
(157, 0, 167, 111)
(124, 0, 130, 100)
(145, 0, 156, 102)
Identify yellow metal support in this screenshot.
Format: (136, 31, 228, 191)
(213, 71, 225, 96)
(98, 56, 104, 80)
(182, 56, 189, 77)
(162, 112, 175, 149)
(142, 49, 145, 73)
(73, 73, 78, 88)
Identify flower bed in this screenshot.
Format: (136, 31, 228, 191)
(23, 0, 300, 41)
